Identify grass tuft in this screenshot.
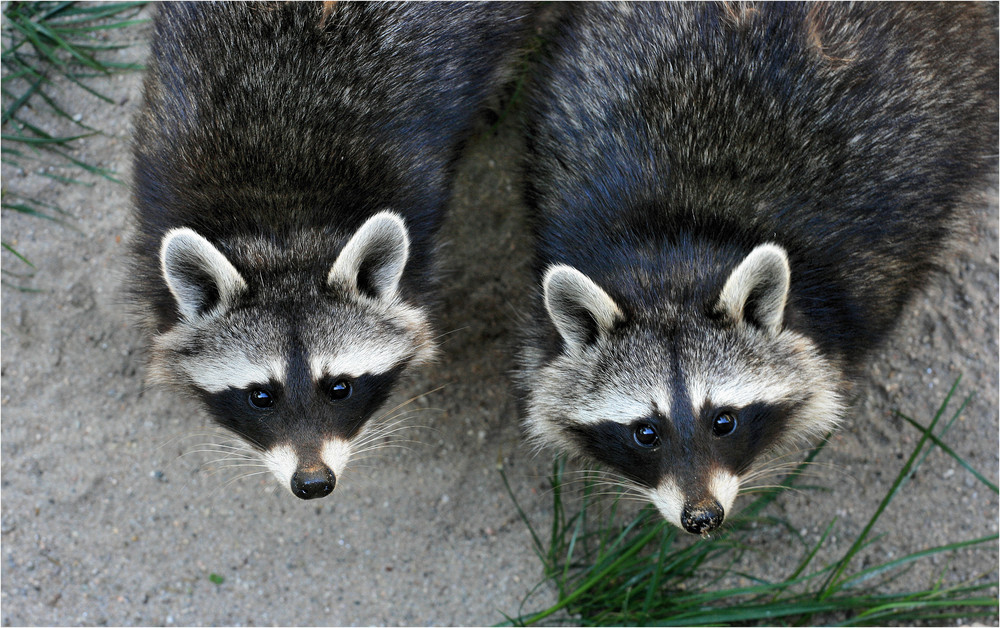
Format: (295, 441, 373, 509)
(501, 377, 998, 626)
(1, 1, 146, 280)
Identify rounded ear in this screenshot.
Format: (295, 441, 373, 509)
(543, 265, 623, 352)
(716, 243, 790, 335)
(160, 228, 246, 321)
(327, 211, 410, 301)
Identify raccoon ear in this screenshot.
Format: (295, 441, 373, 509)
(160, 228, 247, 321)
(327, 211, 410, 301)
(717, 243, 790, 334)
(544, 265, 623, 351)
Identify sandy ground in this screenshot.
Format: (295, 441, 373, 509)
(2, 8, 997, 626)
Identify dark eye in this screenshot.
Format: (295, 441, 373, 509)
(633, 422, 659, 447)
(248, 389, 275, 409)
(713, 412, 738, 437)
(326, 379, 352, 401)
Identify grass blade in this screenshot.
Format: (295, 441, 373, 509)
(1, 131, 96, 144)
(503, 377, 995, 627)
(817, 377, 961, 599)
(2, 1, 147, 282)
(1, 74, 44, 124)
(2, 241, 35, 267)
(898, 412, 998, 494)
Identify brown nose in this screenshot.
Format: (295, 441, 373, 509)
(290, 467, 336, 499)
(681, 499, 724, 536)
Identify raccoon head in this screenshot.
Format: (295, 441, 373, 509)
(150, 211, 435, 499)
(523, 244, 845, 535)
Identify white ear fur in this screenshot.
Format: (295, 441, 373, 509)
(543, 264, 623, 351)
(327, 211, 410, 301)
(717, 243, 790, 334)
(160, 228, 247, 321)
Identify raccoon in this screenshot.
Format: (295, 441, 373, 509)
(517, 2, 998, 535)
(129, 2, 529, 499)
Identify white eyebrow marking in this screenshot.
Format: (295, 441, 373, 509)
(534, 358, 672, 428)
(183, 353, 286, 393)
(309, 343, 410, 380)
(688, 374, 796, 415)
(573, 394, 656, 427)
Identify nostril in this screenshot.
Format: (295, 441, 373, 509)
(290, 467, 336, 500)
(681, 500, 724, 536)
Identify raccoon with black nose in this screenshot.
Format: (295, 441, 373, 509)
(129, 2, 529, 499)
(517, 2, 997, 535)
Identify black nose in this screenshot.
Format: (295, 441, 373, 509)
(290, 467, 336, 500)
(681, 500, 724, 536)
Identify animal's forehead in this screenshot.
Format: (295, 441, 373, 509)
(173, 298, 412, 389)
(177, 306, 286, 357)
(601, 316, 736, 374)
(302, 308, 414, 379)
(219, 293, 394, 347)
(591, 319, 790, 411)
(623, 311, 767, 359)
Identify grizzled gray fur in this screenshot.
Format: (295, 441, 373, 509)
(129, 2, 530, 500)
(517, 2, 997, 535)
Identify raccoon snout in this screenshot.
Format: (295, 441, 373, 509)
(681, 500, 724, 536)
(290, 467, 336, 500)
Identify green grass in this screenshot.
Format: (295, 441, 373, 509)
(1, 1, 146, 284)
(501, 378, 998, 626)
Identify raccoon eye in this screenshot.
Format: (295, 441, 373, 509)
(248, 389, 275, 409)
(633, 423, 659, 448)
(713, 412, 738, 437)
(326, 379, 352, 401)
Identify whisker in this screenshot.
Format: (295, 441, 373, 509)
(186, 442, 255, 454)
(741, 459, 847, 485)
(180, 449, 258, 461)
(351, 444, 418, 459)
(738, 485, 812, 498)
(352, 414, 436, 452)
(355, 425, 431, 446)
(352, 436, 427, 451)
(351, 445, 420, 459)
(199, 464, 267, 480)
(585, 489, 648, 502)
(536, 469, 642, 501)
(204, 469, 273, 499)
(359, 412, 441, 438)
(425, 326, 470, 347)
(198, 466, 269, 479)
(354, 414, 434, 438)
(342, 462, 379, 472)
(351, 434, 427, 455)
(201, 461, 270, 471)
(373, 385, 448, 422)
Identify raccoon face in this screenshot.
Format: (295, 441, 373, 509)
(524, 244, 845, 535)
(150, 212, 435, 499)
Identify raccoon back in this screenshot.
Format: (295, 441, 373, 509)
(132, 1, 531, 331)
(524, 2, 998, 368)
